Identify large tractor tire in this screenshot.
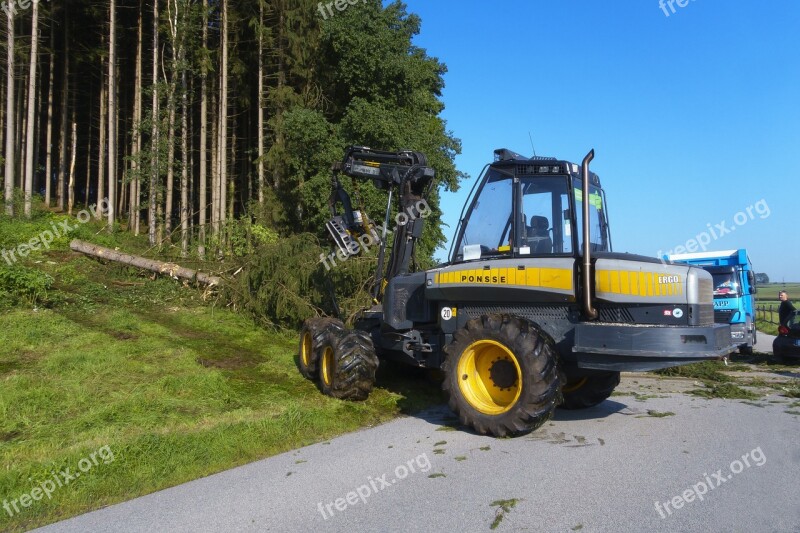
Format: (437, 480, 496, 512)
(298, 317, 344, 380)
(559, 371, 620, 410)
(442, 314, 561, 437)
(318, 329, 378, 401)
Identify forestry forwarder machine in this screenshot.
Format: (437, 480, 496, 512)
(298, 146, 736, 437)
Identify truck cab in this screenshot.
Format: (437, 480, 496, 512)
(665, 250, 757, 354)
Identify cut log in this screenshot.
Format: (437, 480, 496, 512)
(70, 239, 221, 287)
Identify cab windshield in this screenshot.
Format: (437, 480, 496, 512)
(458, 169, 514, 255)
(453, 167, 611, 262)
(712, 270, 741, 298)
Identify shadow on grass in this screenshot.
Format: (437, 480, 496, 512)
(373, 360, 447, 415)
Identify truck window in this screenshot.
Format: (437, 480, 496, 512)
(712, 272, 741, 297)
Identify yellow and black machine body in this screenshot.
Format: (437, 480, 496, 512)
(301, 146, 737, 437)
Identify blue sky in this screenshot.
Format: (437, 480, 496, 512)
(401, 0, 800, 283)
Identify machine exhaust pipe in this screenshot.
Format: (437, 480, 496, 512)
(581, 149, 598, 320)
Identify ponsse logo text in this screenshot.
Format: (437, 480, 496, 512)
(461, 274, 508, 284)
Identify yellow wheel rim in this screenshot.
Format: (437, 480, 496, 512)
(301, 332, 313, 368)
(457, 340, 522, 415)
(321, 346, 334, 386)
(562, 377, 588, 394)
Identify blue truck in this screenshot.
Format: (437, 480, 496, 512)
(665, 249, 757, 354)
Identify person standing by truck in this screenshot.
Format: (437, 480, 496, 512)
(779, 291, 796, 327)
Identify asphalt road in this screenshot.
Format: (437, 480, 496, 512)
(754, 332, 777, 354)
(37, 370, 800, 533)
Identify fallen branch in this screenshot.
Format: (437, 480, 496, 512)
(70, 240, 222, 287)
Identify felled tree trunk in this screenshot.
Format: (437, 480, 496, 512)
(70, 240, 221, 287)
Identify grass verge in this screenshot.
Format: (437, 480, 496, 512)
(0, 212, 441, 531)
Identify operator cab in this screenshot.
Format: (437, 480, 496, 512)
(451, 149, 611, 264)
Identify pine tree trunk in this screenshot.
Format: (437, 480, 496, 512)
(67, 113, 76, 215)
(23, 0, 40, 218)
(56, 17, 68, 212)
(210, 78, 218, 238)
(130, 0, 143, 235)
(97, 66, 106, 218)
(188, 74, 194, 237)
(117, 61, 126, 220)
(273, 3, 286, 191)
(164, 0, 181, 241)
(44, 33, 54, 208)
(84, 99, 92, 206)
(107, 0, 117, 230)
(178, 2, 189, 259)
(218, 0, 229, 253)
(70, 240, 221, 287)
(33, 51, 43, 203)
(229, 114, 236, 225)
(188, 75, 194, 236)
(0, 82, 5, 181)
(149, 0, 160, 246)
(180, 63, 189, 258)
(18, 80, 27, 190)
(165, 89, 176, 239)
(257, 1, 265, 207)
(4, 8, 15, 216)
(198, 0, 209, 258)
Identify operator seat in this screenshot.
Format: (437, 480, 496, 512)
(527, 216, 553, 254)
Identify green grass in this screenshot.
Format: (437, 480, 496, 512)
(654, 361, 733, 383)
(755, 283, 800, 302)
(0, 210, 441, 531)
(688, 383, 760, 400)
(781, 385, 800, 399)
(756, 320, 778, 336)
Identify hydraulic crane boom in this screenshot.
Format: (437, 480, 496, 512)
(326, 146, 436, 301)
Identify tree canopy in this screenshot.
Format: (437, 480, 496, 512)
(1, 0, 462, 256)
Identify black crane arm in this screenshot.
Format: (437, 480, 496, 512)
(325, 146, 436, 302)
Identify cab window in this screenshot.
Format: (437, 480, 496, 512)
(458, 171, 513, 258)
(519, 177, 572, 255)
